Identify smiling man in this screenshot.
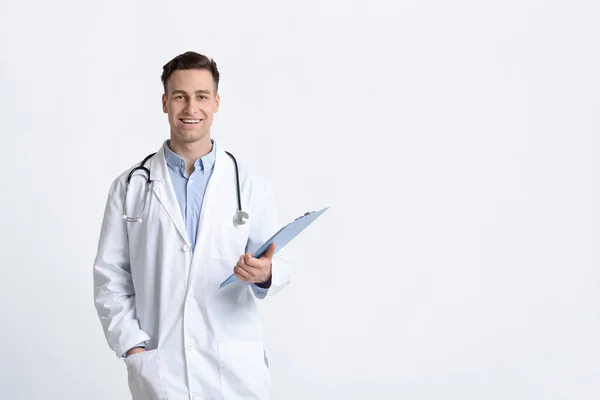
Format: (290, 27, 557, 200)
(93, 51, 291, 400)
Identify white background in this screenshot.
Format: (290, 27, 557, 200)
(0, 0, 597, 399)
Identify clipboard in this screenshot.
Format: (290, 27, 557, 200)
(218, 206, 330, 289)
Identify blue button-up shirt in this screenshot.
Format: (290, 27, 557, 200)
(164, 140, 216, 251)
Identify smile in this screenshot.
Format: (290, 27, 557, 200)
(180, 119, 202, 124)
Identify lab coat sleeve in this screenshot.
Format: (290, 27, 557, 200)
(246, 180, 292, 299)
(93, 179, 151, 358)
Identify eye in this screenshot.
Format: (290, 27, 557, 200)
(174, 95, 184, 100)
(198, 95, 207, 100)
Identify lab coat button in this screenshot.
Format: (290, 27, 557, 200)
(182, 244, 190, 252)
(186, 343, 194, 351)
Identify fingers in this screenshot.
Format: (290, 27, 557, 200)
(235, 254, 270, 283)
(234, 265, 250, 282)
(234, 255, 251, 281)
(262, 243, 276, 260)
(244, 253, 264, 268)
(244, 244, 276, 268)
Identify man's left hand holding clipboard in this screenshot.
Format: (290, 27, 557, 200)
(233, 243, 277, 288)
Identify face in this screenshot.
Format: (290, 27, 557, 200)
(162, 69, 220, 146)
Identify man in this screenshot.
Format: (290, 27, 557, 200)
(93, 51, 291, 400)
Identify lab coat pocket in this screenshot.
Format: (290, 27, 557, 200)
(123, 349, 168, 400)
(209, 220, 250, 261)
(218, 341, 271, 400)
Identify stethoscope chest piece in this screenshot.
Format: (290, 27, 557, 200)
(233, 210, 249, 225)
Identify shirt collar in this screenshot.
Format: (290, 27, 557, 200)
(163, 139, 217, 176)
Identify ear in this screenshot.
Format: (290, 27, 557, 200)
(162, 93, 167, 113)
(215, 93, 220, 113)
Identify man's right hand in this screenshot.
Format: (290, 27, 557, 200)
(125, 347, 146, 358)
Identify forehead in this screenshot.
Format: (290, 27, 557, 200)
(166, 69, 215, 93)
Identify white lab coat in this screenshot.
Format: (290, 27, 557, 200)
(93, 144, 292, 400)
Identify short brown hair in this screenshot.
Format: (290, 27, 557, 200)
(161, 51, 220, 93)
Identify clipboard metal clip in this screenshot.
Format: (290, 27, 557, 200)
(295, 211, 315, 221)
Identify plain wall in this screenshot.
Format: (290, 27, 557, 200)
(0, 0, 597, 399)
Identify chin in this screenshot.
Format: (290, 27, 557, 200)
(173, 131, 208, 144)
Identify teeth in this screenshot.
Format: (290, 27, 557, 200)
(182, 119, 200, 123)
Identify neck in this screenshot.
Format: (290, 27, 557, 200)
(168, 136, 213, 175)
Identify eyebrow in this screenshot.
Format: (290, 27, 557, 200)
(171, 89, 212, 96)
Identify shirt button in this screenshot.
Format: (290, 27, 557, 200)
(187, 293, 193, 300)
(192, 393, 200, 400)
(182, 244, 190, 252)
(188, 208, 194, 214)
(187, 343, 194, 351)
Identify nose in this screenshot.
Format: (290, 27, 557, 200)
(183, 98, 200, 115)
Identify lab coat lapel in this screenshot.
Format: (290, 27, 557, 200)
(149, 147, 189, 244)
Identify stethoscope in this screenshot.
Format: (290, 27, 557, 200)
(122, 151, 249, 225)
